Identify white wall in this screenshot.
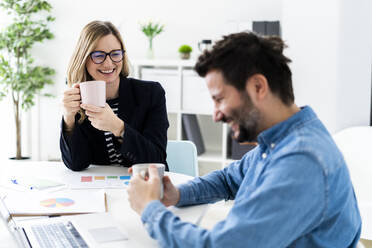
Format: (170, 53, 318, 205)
(282, 0, 372, 133)
(336, 0, 372, 130)
(0, 0, 282, 160)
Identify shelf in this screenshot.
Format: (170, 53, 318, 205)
(133, 60, 229, 175)
(132, 59, 196, 68)
(225, 159, 237, 165)
(198, 150, 223, 163)
(180, 110, 213, 116)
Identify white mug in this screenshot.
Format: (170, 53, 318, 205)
(79, 80, 106, 107)
(132, 163, 165, 199)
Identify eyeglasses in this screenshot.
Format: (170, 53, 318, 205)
(89, 49, 125, 64)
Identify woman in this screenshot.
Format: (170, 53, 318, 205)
(60, 20, 169, 171)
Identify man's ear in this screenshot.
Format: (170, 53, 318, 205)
(245, 74, 269, 103)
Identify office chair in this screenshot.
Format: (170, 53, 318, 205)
(166, 140, 199, 177)
(333, 126, 372, 243)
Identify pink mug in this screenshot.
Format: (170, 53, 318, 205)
(79, 81, 106, 107)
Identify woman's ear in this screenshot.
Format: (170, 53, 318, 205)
(245, 74, 269, 103)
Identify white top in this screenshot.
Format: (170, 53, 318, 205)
(0, 160, 211, 247)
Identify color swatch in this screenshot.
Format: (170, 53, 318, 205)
(81, 176, 92, 182)
(94, 176, 105, 180)
(80, 175, 130, 182)
(40, 198, 75, 208)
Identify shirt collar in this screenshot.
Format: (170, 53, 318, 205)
(257, 106, 317, 147)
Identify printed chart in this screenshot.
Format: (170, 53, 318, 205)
(40, 198, 75, 208)
(72, 175, 131, 189)
(5, 190, 106, 215)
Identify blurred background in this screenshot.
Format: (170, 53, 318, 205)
(0, 0, 371, 164)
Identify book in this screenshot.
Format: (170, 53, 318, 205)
(182, 114, 205, 155)
(227, 129, 256, 160)
(252, 21, 281, 36)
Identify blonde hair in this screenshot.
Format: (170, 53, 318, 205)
(67, 20, 129, 122)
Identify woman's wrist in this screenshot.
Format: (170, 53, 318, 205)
(113, 119, 125, 138)
(63, 115, 75, 132)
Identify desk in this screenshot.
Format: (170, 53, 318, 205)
(0, 160, 210, 247)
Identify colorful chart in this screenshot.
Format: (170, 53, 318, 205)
(81, 175, 130, 182)
(40, 198, 75, 208)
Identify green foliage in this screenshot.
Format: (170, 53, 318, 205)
(140, 20, 164, 50)
(140, 21, 164, 40)
(178, 44, 192, 54)
(0, 0, 55, 110)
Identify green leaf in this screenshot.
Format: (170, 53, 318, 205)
(0, 0, 55, 111)
(140, 21, 165, 39)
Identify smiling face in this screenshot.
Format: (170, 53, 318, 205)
(206, 70, 261, 142)
(86, 34, 122, 87)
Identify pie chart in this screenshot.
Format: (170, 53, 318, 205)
(40, 198, 75, 208)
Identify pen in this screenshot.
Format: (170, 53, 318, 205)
(10, 179, 34, 190)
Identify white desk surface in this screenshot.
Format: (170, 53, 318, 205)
(0, 160, 217, 247)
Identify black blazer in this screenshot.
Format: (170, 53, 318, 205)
(60, 76, 169, 171)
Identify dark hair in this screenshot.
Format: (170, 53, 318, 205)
(195, 32, 294, 105)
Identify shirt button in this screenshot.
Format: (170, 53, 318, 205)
(262, 153, 267, 159)
(271, 143, 275, 148)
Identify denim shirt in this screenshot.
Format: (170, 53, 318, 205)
(141, 106, 361, 248)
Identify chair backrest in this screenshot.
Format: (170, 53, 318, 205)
(166, 140, 199, 177)
(333, 126, 372, 240)
(333, 126, 372, 203)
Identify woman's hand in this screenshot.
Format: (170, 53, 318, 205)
(62, 83, 81, 129)
(81, 103, 124, 136)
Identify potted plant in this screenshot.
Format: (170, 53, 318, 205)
(178, 45, 192, 60)
(140, 20, 164, 59)
(0, 0, 55, 160)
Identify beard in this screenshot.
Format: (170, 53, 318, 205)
(228, 92, 261, 143)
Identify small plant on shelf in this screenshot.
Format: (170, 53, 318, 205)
(140, 20, 164, 59)
(178, 44, 192, 60)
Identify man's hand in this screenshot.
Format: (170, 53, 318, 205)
(161, 175, 180, 207)
(81, 103, 124, 136)
(127, 165, 162, 215)
(127, 166, 181, 215)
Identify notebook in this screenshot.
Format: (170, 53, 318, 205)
(0, 197, 129, 247)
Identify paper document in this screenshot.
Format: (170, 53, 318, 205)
(67, 174, 131, 189)
(0, 176, 65, 192)
(4, 189, 106, 216)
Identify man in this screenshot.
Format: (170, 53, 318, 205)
(127, 32, 361, 247)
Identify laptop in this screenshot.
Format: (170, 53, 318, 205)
(0, 197, 129, 248)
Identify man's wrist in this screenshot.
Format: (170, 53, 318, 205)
(141, 200, 164, 221)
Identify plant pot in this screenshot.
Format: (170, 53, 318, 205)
(180, 53, 190, 60)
